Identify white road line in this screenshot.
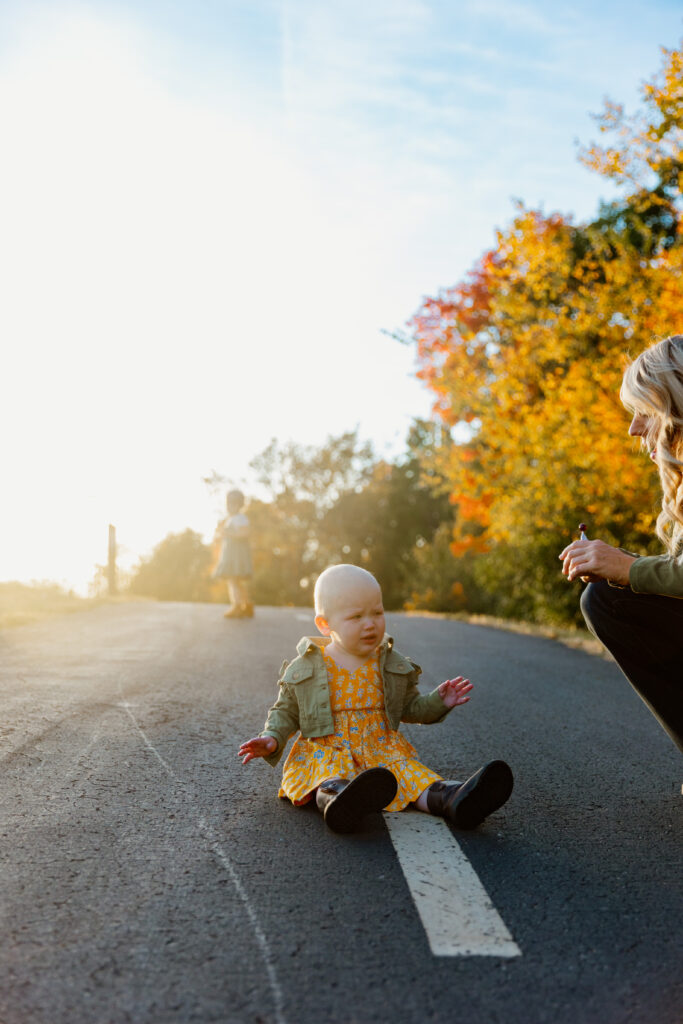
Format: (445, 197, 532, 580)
(384, 811, 521, 958)
(117, 698, 287, 1024)
(198, 817, 287, 1024)
(120, 702, 180, 781)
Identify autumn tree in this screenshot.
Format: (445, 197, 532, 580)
(409, 42, 683, 624)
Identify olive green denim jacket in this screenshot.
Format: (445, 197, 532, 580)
(630, 551, 683, 598)
(259, 635, 451, 767)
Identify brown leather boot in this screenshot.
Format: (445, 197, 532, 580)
(316, 768, 398, 833)
(426, 760, 513, 829)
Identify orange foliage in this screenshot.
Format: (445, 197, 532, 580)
(410, 42, 683, 555)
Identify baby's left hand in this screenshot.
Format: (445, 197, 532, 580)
(438, 676, 473, 708)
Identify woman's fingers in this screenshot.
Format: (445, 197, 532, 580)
(560, 539, 593, 577)
(560, 539, 593, 578)
(567, 546, 599, 579)
(559, 539, 585, 559)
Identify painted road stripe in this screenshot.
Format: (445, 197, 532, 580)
(384, 811, 521, 958)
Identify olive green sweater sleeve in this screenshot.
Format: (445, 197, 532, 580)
(629, 554, 683, 598)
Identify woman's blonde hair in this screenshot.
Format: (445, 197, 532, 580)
(621, 334, 683, 552)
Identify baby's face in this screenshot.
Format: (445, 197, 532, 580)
(319, 581, 385, 659)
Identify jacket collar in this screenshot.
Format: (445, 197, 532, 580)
(296, 633, 394, 658)
(296, 635, 329, 656)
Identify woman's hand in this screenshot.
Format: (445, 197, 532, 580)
(559, 539, 636, 585)
(238, 735, 277, 764)
(438, 676, 473, 708)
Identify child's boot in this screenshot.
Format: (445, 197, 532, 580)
(224, 606, 243, 618)
(240, 602, 255, 618)
(426, 760, 513, 829)
(316, 767, 397, 834)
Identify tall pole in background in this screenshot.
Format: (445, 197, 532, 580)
(107, 524, 117, 596)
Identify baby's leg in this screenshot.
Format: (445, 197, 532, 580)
(240, 580, 254, 614)
(414, 786, 434, 813)
(231, 578, 253, 615)
(224, 579, 247, 618)
(227, 579, 240, 606)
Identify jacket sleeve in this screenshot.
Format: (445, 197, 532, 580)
(260, 676, 301, 767)
(629, 553, 683, 598)
(400, 663, 451, 724)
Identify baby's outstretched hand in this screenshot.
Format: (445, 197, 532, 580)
(238, 735, 277, 764)
(438, 676, 473, 708)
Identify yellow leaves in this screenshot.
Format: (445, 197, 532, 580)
(411, 205, 676, 550)
(579, 41, 683, 192)
(407, 42, 682, 588)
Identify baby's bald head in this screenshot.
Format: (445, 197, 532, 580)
(314, 564, 382, 618)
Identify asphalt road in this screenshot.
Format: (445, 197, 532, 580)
(0, 602, 680, 1024)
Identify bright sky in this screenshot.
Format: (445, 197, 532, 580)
(1, 0, 682, 593)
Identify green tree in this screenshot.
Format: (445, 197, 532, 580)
(404, 524, 488, 614)
(207, 426, 455, 609)
(243, 431, 376, 606)
(249, 430, 376, 505)
(129, 529, 213, 602)
(318, 423, 452, 608)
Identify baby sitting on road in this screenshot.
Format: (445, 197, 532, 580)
(238, 564, 513, 834)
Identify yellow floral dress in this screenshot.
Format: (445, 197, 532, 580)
(278, 651, 442, 812)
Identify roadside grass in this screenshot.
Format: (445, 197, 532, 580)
(404, 609, 607, 658)
(0, 582, 606, 658)
(0, 582, 137, 629)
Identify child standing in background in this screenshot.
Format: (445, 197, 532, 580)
(238, 564, 513, 833)
(213, 489, 254, 618)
